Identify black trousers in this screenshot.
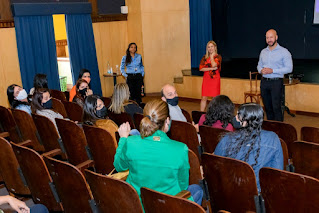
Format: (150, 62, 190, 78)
(260, 78, 283, 121)
(127, 73, 143, 104)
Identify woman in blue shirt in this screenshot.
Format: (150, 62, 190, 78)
(120, 43, 144, 105)
(7, 84, 31, 115)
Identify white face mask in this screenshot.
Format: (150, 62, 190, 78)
(15, 89, 28, 101)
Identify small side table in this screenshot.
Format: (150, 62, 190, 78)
(103, 73, 122, 86)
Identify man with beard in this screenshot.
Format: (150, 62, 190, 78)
(257, 29, 293, 121)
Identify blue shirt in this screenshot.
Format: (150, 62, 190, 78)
(120, 53, 144, 78)
(214, 130, 283, 191)
(257, 44, 293, 78)
(16, 104, 31, 115)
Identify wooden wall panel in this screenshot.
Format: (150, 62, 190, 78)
(0, 0, 12, 20)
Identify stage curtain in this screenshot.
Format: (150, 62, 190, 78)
(14, 15, 60, 92)
(65, 14, 102, 96)
(189, 0, 213, 75)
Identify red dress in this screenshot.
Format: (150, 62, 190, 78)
(199, 55, 222, 97)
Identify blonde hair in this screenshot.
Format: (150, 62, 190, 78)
(140, 100, 169, 138)
(205, 40, 218, 59)
(108, 83, 130, 114)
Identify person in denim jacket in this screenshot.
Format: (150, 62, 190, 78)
(214, 103, 283, 191)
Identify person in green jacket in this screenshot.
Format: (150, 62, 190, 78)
(114, 99, 203, 205)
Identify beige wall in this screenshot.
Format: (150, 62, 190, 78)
(0, 28, 22, 107)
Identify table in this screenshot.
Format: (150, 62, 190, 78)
(103, 73, 122, 86)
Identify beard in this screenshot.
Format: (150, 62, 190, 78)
(268, 39, 277, 47)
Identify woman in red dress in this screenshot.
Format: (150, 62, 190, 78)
(199, 41, 222, 111)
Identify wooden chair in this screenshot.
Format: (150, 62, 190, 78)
(260, 167, 319, 212)
(64, 91, 70, 101)
(169, 120, 200, 159)
(44, 155, 94, 213)
(192, 111, 205, 124)
(62, 100, 83, 122)
(101, 96, 111, 107)
(301, 126, 319, 143)
(181, 108, 192, 123)
(108, 111, 136, 129)
(55, 118, 90, 165)
(51, 98, 68, 118)
(291, 141, 319, 179)
(32, 113, 67, 159)
(11, 109, 45, 152)
(244, 71, 261, 104)
(199, 125, 229, 153)
(141, 187, 206, 213)
(0, 106, 22, 143)
(11, 143, 63, 211)
(262, 120, 297, 157)
(188, 150, 202, 185)
(280, 138, 289, 169)
(83, 125, 117, 174)
(0, 137, 30, 195)
(201, 153, 258, 213)
(50, 89, 66, 101)
(133, 112, 144, 131)
(85, 169, 144, 213)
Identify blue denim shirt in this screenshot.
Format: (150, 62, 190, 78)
(214, 130, 283, 191)
(16, 104, 32, 115)
(120, 53, 144, 78)
(257, 44, 293, 78)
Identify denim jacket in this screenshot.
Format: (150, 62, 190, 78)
(16, 104, 32, 115)
(214, 129, 283, 191)
(120, 53, 144, 78)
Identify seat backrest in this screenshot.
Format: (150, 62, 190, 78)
(199, 125, 229, 153)
(62, 100, 83, 122)
(44, 156, 93, 213)
(249, 71, 259, 92)
(279, 138, 289, 169)
(262, 120, 297, 157)
(133, 113, 144, 131)
(181, 108, 192, 123)
(101, 97, 111, 107)
(108, 111, 136, 129)
(188, 150, 202, 185)
(50, 89, 66, 101)
(191, 111, 205, 124)
(0, 137, 30, 195)
(85, 169, 144, 213)
(169, 120, 200, 159)
(141, 187, 206, 213)
(201, 153, 258, 213)
(83, 125, 117, 174)
(11, 142, 63, 211)
(11, 109, 44, 152)
(0, 106, 22, 143)
(51, 98, 68, 118)
(55, 118, 89, 165)
(301, 126, 319, 144)
(291, 141, 319, 179)
(260, 167, 319, 212)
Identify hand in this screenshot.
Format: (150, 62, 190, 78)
(86, 89, 93, 96)
(118, 122, 131, 138)
(5, 196, 30, 213)
(192, 121, 199, 132)
(261, 68, 273, 74)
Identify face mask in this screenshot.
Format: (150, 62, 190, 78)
(166, 96, 179, 106)
(16, 89, 28, 101)
(96, 106, 107, 118)
(43, 99, 53, 109)
(79, 88, 87, 96)
(232, 116, 242, 129)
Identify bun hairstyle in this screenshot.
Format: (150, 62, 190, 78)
(140, 99, 169, 138)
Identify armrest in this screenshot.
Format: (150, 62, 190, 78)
(42, 149, 63, 158)
(218, 211, 231, 213)
(175, 190, 191, 199)
(0, 132, 9, 138)
(76, 160, 94, 171)
(18, 140, 32, 147)
(110, 170, 129, 180)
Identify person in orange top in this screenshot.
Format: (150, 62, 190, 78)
(199, 41, 222, 111)
(69, 69, 91, 101)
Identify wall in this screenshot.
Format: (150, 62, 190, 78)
(53, 14, 67, 41)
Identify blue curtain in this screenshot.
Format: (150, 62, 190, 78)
(189, 0, 213, 75)
(65, 14, 102, 96)
(14, 16, 60, 92)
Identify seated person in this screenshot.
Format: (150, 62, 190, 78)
(114, 99, 203, 206)
(69, 69, 91, 102)
(31, 88, 63, 131)
(214, 103, 283, 191)
(0, 195, 49, 213)
(72, 79, 93, 108)
(29, 73, 48, 95)
(161, 84, 186, 122)
(108, 83, 143, 119)
(7, 84, 31, 114)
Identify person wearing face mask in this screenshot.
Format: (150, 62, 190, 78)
(69, 69, 92, 102)
(72, 79, 93, 108)
(114, 99, 203, 208)
(161, 84, 186, 122)
(7, 84, 31, 114)
(31, 88, 63, 132)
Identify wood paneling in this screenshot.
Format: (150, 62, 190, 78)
(0, 0, 12, 20)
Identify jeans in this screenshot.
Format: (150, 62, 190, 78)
(187, 184, 203, 205)
(30, 204, 49, 213)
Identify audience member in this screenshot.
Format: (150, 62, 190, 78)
(29, 74, 48, 95)
(69, 69, 91, 102)
(72, 79, 93, 108)
(0, 195, 49, 213)
(7, 84, 31, 114)
(214, 103, 283, 191)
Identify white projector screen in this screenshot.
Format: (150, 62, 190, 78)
(314, 0, 319, 23)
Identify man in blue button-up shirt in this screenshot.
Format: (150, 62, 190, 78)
(257, 29, 293, 121)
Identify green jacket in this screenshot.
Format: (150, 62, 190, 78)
(114, 130, 191, 199)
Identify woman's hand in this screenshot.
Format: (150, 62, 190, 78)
(2, 196, 30, 213)
(118, 122, 131, 138)
(86, 89, 93, 96)
(192, 121, 199, 132)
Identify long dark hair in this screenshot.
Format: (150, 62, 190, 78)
(204, 95, 234, 128)
(78, 68, 91, 87)
(31, 88, 50, 113)
(33, 74, 48, 90)
(7, 84, 30, 108)
(224, 103, 264, 169)
(125, 43, 137, 65)
(83, 95, 102, 125)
